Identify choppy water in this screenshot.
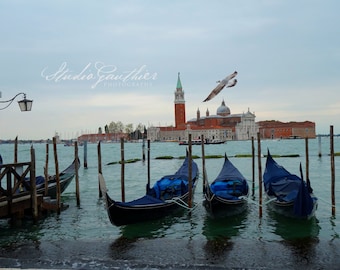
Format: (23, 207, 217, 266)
(0, 138, 339, 269)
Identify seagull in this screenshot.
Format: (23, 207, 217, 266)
(203, 71, 238, 102)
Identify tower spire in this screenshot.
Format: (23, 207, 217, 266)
(176, 72, 182, 89)
(174, 72, 185, 103)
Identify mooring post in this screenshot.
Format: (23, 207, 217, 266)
(14, 136, 18, 163)
(97, 141, 102, 198)
(201, 134, 206, 193)
(147, 139, 150, 189)
(30, 146, 38, 222)
(84, 140, 88, 169)
(142, 137, 146, 162)
(44, 143, 49, 196)
(14, 136, 18, 186)
(188, 134, 193, 209)
(75, 141, 80, 206)
(330, 125, 336, 216)
(53, 137, 61, 215)
(252, 136, 255, 197)
(120, 137, 125, 202)
(305, 137, 309, 181)
(318, 135, 322, 157)
(257, 132, 263, 218)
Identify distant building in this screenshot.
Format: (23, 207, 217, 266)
(257, 120, 316, 139)
(77, 73, 316, 143)
(78, 132, 128, 143)
(147, 73, 258, 142)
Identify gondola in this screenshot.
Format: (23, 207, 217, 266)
(203, 154, 249, 217)
(23, 158, 80, 198)
(99, 156, 199, 226)
(263, 150, 317, 219)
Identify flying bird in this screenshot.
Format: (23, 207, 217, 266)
(203, 71, 238, 102)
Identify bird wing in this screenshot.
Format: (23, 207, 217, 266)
(203, 82, 226, 102)
(226, 79, 237, 88)
(223, 71, 238, 82)
(203, 71, 238, 102)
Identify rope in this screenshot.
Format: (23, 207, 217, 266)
(166, 197, 192, 210)
(205, 193, 215, 202)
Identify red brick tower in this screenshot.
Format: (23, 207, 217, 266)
(174, 72, 186, 129)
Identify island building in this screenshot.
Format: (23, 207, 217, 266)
(258, 120, 316, 139)
(147, 73, 258, 142)
(77, 73, 316, 143)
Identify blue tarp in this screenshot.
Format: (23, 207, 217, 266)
(152, 175, 188, 200)
(150, 157, 198, 200)
(210, 156, 249, 200)
(263, 150, 314, 217)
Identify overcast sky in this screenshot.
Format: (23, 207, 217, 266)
(0, 0, 339, 140)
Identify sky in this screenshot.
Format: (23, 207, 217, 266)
(0, 0, 339, 140)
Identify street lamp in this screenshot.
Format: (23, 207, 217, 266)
(0, 92, 33, 111)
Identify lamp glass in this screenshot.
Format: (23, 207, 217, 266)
(18, 99, 33, 111)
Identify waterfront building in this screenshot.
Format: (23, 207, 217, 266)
(147, 73, 258, 142)
(258, 120, 316, 139)
(77, 132, 128, 143)
(76, 73, 316, 143)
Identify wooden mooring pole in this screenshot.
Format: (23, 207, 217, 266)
(201, 134, 207, 193)
(14, 136, 18, 163)
(53, 137, 61, 215)
(330, 125, 336, 216)
(147, 139, 150, 189)
(252, 136, 255, 197)
(30, 146, 38, 222)
(75, 141, 80, 206)
(44, 143, 49, 196)
(120, 138, 125, 202)
(305, 137, 309, 181)
(97, 141, 102, 198)
(257, 132, 263, 218)
(84, 140, 88, 169)
(318, 135, 322, 157)
(142, 137, 146, 162)
(188, 134, 193, 209)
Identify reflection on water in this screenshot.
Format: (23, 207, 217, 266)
(0, 219, 43, 247)
(330, 216, 340, 240)
(269, 210, 320, 240)
(117, 208, 187, 239)
(202, 210, 248, 240)
(283, 237, 319, 266)
(202, 211, 247, 260)
(269, 210, 320, 266)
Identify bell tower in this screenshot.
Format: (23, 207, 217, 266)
(174, 72, 186, 129)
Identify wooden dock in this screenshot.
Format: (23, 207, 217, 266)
(0, 147, 46, 223)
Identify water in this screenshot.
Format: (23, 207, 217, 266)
(0, 138, 339, 269)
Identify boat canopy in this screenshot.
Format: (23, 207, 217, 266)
(263, 151, 314, 217)
(210, 156, 249, 200)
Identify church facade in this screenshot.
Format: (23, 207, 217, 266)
(147, 73, 258, 142)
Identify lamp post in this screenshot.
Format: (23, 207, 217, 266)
(0, 92, 33, 111)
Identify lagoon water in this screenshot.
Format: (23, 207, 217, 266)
(0, 138, 340, 269)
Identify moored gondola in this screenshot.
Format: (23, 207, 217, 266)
(99, 156, 199, 226)
(203, 154, 249, 217)
(263, 150, 317, 219)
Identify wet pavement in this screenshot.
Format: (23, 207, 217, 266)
(1, 238, 340, 269)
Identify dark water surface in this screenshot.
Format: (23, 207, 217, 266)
(1, 238, 340, 269)
(0, 138, 339, 269)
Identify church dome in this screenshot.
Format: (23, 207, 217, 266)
(216, 100, 230, 116)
